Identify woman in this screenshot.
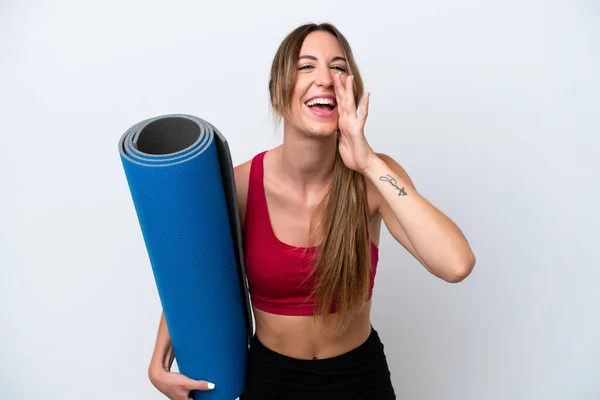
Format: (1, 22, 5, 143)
(148, 22, 476, 400)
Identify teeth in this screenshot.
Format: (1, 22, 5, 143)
(306, 98, 336, 107)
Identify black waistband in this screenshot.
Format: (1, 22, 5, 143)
(248, 325, 384, 370)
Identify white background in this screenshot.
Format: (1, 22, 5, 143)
(1, 0, 599, 399)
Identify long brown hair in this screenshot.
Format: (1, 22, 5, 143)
(268, 23, 371, 332)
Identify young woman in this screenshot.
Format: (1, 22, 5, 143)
(148, 22, 476, 400)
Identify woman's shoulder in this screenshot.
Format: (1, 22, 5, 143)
(233, 148, 272, 201)
(233, 151, 264, 226)
(233, 149, 266, 196)
(234, 158, 252, 200)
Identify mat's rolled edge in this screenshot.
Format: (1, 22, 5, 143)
(211, 123, 254, 347)
(118, 114, 214, 167)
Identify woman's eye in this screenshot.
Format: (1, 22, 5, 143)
(298, 65, 347, 72)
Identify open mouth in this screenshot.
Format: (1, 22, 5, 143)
(305, 97, 337, 116)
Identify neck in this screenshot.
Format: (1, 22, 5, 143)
(276, 124, 338, 191)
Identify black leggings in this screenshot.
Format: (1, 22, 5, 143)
(240, 325, 396, 400)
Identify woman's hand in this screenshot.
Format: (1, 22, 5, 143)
(333, 72, 378, 175)
(149, 365, 215, 400)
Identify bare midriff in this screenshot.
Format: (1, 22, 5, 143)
(252, 299, 373, 360)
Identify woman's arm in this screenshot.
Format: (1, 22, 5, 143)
(147, 312, 216, 396)
(365, 152, 476, 283)
(330, 73, 474, 282)
(148, 312, 175, 380)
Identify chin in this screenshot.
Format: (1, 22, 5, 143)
(304, 109, 339, 138)
(307, 125, 338, 137)
(287, 104, 339, 138)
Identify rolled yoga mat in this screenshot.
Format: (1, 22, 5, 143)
(118, 114, 253, 400)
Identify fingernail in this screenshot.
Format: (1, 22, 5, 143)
(208, 383, 215, 389)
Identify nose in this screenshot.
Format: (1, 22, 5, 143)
(315, 66, 334, 88)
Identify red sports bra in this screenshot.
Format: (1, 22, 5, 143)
(242, 150, 379, 316)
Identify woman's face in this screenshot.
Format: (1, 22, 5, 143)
(287, 31, 350, 137)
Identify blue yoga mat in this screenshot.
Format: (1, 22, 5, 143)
(118, 114, 252, 400)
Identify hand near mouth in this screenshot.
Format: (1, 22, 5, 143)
(333, 72, 377, 175)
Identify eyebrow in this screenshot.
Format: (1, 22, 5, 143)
(298, 55, 347, 63)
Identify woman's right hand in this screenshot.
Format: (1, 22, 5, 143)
(149, 366, 215, 400)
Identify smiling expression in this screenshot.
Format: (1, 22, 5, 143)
(287, 30, 350, 137)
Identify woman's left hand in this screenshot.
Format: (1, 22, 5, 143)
(333, 72, 377, 174)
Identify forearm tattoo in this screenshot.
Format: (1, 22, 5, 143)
(379, 174, 407, 196)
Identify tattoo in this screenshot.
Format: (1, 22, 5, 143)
(379, 174, 407, 196)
